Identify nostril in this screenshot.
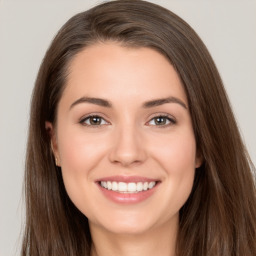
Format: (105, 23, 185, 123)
(109, 145, 147, 167)
(108, 129, 147, 165)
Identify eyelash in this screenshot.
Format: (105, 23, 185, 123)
(146, 114, 176, 127)
(79, 114, 109, 127)
(79, 114, 176, 127)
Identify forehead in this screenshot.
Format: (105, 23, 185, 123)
(62, 42, 187, 106)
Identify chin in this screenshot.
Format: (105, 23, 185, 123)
(95, 220, 154, 236)
(88, 208, 177, 236)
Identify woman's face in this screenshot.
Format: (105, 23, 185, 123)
(48, 42, 201, 235)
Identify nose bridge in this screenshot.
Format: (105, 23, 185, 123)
(109, 119, 146, 166)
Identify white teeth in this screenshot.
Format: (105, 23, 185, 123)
(102, 181, 107, 188)
(127, 182, 137, 192)
(112, 181, 118, 191)
(137, 182, 143, 192)
(148, 181, 155, 189)
(118, 182, 127, 192)
(143, 182, 148, 191)
(100, 181, 156, 193)
(107, 181, 112, 190)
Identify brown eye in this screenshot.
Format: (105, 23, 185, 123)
(148, 115, 176, 126)
(80, 115, 108, 126)
(89, 116, 101, 125)
(154, 117, 168, 125)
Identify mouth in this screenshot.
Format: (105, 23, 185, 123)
(96, 176, 160, 204)
(99, 180, 157, 193)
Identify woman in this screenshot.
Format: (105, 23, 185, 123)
(22, 0, 256, 255)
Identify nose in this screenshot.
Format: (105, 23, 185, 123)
(108, 124, 147, 167)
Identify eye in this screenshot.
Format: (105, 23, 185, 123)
(147, 115, 176, 126)
(80, 115, 109, 126)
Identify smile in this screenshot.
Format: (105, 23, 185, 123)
(96, 176, 160, 204)
(100, 181, 157, 193)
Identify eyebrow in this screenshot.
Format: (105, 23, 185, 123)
(70, 97, 112, 109)
(69, 96, 187, 110)
(142, 96, 187, 109)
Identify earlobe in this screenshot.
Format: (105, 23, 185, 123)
(195, 158, 202, 168)
(45, 121, 53, 136)
(45, 121, 60, 166)
(195, 150, 203, 169)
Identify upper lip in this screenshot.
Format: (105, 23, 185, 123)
(95, 175, 159, 183)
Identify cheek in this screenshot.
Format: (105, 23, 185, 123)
(163, 135, 196, 191)
(151, 128, 197, 172)
(56, 127, 109, 209)
(57, 127, 108, 173)
(149, 129, 197, 206)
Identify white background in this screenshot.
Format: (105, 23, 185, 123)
(0, 1, 255, 255)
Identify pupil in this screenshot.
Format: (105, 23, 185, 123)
(90, 116, 101, 125)
(156, 117, 166, 125)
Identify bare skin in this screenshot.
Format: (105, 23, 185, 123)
(46, 42, 201, 256)
(90, 220, 178, 256)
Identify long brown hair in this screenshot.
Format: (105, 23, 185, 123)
(22, 1, 256, 255)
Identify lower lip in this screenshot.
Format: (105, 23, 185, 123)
(97, 183, 159, 204)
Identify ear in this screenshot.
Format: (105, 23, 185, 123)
(195, 150, 203, 169)
(45, 121, 60, 166)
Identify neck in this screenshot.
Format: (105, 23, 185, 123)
(90, 220, 178, 256)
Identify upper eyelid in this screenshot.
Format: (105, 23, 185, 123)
(79, 112, 110, 123)
(79, 115, 110, 128)
(147, 115, 176, 126)
(78, 112, 176, 125)
(147, 113, 176, 122)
